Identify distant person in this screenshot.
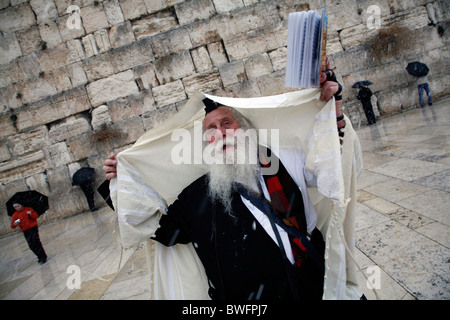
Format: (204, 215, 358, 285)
(356, 86, 376, 125)
(416, 75, 432, 108)
(10, 203, 47, 264)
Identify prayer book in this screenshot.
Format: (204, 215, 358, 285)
(285, 7, 328, 88)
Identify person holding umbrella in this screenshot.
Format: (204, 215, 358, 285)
(10, 202, 47, 264)
(406, 61, 432, 108)
(353, 81, 376, 125)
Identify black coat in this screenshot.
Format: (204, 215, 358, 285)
(153, 174, 324, 300)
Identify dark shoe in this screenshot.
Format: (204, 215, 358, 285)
(38, 256, 47, 264)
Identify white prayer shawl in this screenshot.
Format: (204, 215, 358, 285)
(110, 88, 363, 300)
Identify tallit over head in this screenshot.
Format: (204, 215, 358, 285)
(110, 88, 363, 299)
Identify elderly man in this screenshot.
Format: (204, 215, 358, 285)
(103, 70, 345, 300)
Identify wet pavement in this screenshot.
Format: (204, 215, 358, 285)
(0, 97, 449, 300)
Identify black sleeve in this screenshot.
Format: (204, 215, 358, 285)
(152, 191, 192, 246)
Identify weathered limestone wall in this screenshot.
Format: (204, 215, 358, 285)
(0, 0, 448, 235)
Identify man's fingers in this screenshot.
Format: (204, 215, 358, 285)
(105, 172, 117, 181)
(320, 82, 338, 101)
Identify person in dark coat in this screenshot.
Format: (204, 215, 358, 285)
(356, 86, 376, 125)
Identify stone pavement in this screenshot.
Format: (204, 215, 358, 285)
(0, 97, 448, 300)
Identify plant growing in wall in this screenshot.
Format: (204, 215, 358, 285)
(89, 124, 128, 145)
(368, 24, 414, 61)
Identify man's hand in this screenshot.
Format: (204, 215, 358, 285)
(103, 154, 117, 181)
(318, 58, 346, 144)
(319, 73, 341, 101)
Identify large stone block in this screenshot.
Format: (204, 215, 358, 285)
(82, 53, 115, 82)
(142, 0, 171, 14)
(127, 89, 157, 115)
(256, 70, 290, 97)
(244, 53, 273, 79)
(174, 0, 215, 26)
(152, 80, 186, 107)
(0, 61, 21, 88)
(7, 125, 49, 156)
(150, 27, 192, 58)
(16, 26, 42, 56)
(131, 8, 178, 40)
(154, 50, 195, 84)
(214, 1, 280, 41)
(182, 70, 222, 97)
(327, 0, 362, 33)
(0, 151, 48, 184)
(48, 116, 91, 143)
(91, 105, 112, 130)
(141, 104, 177, 130)
(80, 4, 110, 34)
(67, 62, 88, 87)
(191, 46, 213, 73)
(268, 47, 287, 72)
(25, 172, 51, 195)
(20, 76, 58, 105)
(38, 20, 63, 49)
(0, 84, 22, 112)
(107, 98, 134, 123)
(118, 0, 147, 21)
(0, 141, 11, 162)
(212, 0, 243, 13)
(109, 21, 136, 49)
(186, 19, 221, 48)
(0, 33, 22, 65)
(44, 141, 72, 167)
(17, 86, 91, 130)
(207, 41, 228, 67)
(86, 70, 139, 107)
(0, 111, 17, 138)
(103, 0, 125, 25)
(37, 43, 72, 72)
(134, 63, 159, 89)
(109, 38, 154, 73)
(0, 3, 36, 33)
(66, 133, 94, 162)
(218, 60, 245, 86)
(30, 0, 58, 23)
(224, 29, 280, 61)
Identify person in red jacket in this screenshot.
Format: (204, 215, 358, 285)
(11, 202, 47, 264)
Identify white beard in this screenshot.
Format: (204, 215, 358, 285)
(207, 131, 261, 215)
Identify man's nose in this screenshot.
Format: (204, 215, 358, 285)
(207, 127, 228, 143)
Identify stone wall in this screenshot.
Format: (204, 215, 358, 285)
(0, 0, 449, 235)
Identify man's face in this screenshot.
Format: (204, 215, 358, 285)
(203, 106, 241, 145)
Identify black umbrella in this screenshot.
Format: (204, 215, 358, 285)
(6, 190, 49, 216)
(406, 61, 429, 77)
(72, 167, 95, 186)
(97, 180, 114, 210)
(72, 167, 99, 212)
(352, 80, 373, 88)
